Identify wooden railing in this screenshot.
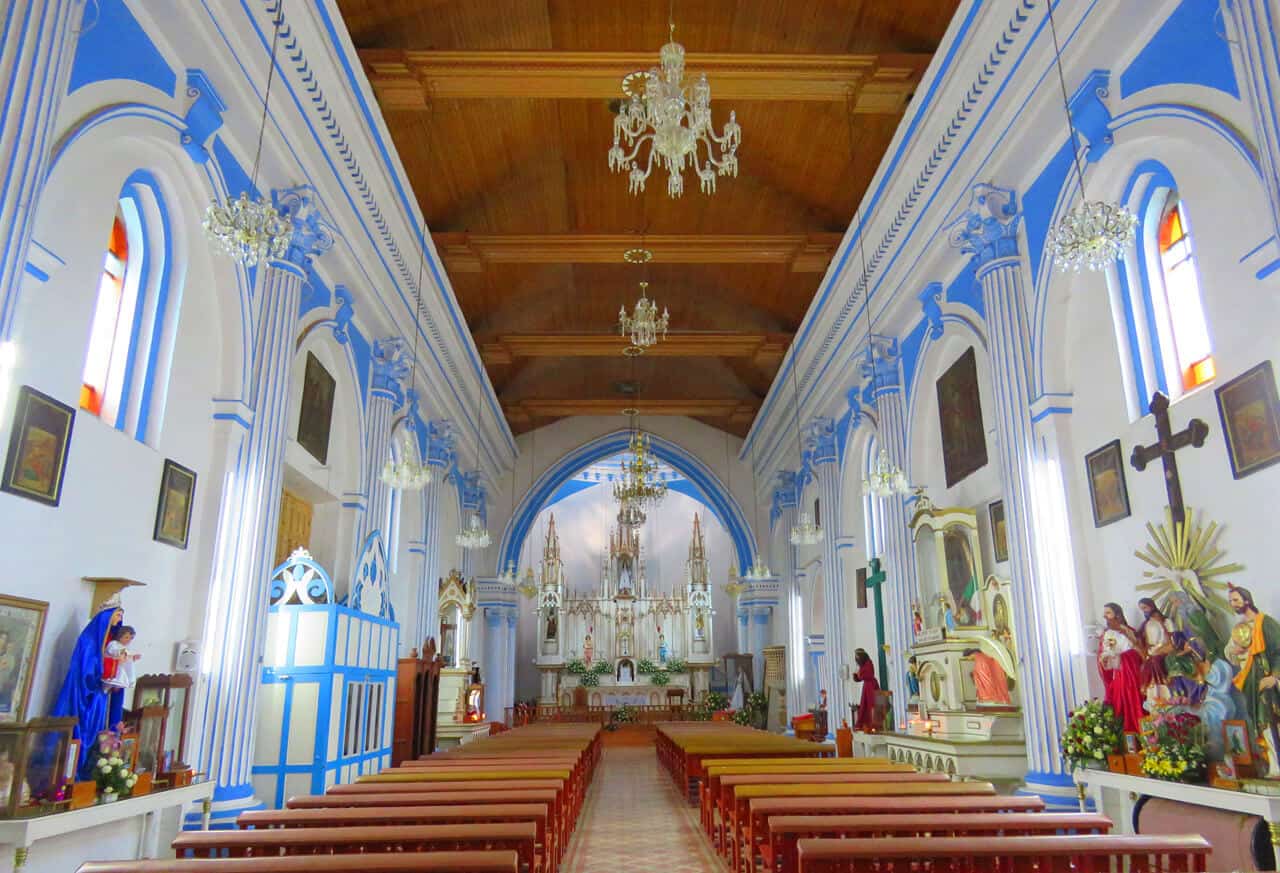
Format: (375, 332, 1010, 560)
(505, 704, 693, 727)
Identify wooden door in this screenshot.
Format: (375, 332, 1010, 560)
(275, 487, 313, 567)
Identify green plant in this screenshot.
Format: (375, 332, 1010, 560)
(578, 672, 599, 687)
(650, 669, 671, 686)
(1062, 699, 1123, 770)
(705, 691, 730, 712)
(93, 732, 136, 799)
(590, 659, 612, 675)
(1140, 710, 1206, 782)
(565, 658, 587, 675)
(636, 658, 657, 675)
(612, 705, 637, 724)
(731, 708, 755, 726)
(665, 658, 687, 674)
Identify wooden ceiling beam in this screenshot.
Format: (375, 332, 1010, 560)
(502, 397, 759, 428)
(480, 332, 789, 368)
(361, 49, 930, 111)
(434, 232, 841, 273)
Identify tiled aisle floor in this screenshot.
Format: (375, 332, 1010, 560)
(561, 746, 729, 872)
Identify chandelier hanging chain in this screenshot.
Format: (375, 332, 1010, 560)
(249, 9, 283, 191)
(788, 342, 823, 545)
(1047, 1, 1087, 203)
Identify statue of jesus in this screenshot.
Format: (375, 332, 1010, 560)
(583, 629, 594, 667)
(963, 648, 1011, 705)
(1226, 585, 1280, 771)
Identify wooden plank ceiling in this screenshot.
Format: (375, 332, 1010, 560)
(338, 0, 961, 436)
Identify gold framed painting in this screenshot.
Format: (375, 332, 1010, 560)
(987, 499, 1008, 563)
(1085, 439, 1131, 527)
(0, 595, 49, 723)
(1, 386, 74, 507)
(1215, 361, 1280, 479)
(153, 459, 196, 549)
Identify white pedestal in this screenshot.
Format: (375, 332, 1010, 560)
(0, 781, 213, 872)
(435, 721, 491, 750)
(852, 731, 888, 759)
(883, 732, 1028, 782)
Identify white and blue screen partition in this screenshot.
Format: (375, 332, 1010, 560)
(252, 538, 399, 809)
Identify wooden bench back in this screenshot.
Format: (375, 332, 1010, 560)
(288, 789, 558, 808)
(328, 778, 562, 794)
(242, 803, 548, 829)
(78, 852, 519, 872)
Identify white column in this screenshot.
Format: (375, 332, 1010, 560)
(806, 417, 849, 734)
(0, 0, 86, 339)
(951, 183, 1086, 801)
(483, 608, 502, 698)
(736, 606, 749, 654)
(350, 339, 408, 570)
(1222, 0, 1280, 242)
(749, 605, 772, 685)
(772, 478, 806, 720)
(414, 421, 454, 650)
(504, 608, 518, 713)
(187, 186, 335, 825)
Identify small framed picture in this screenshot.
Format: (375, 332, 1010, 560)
(1085, 439, 1131, 527)
(987, 500, 1008, 563)
(0, 594, 49, 723)
(1124, 732, 1140, 754)
(1, 385, 75, 507)
(64, 739, 80, 785)
(1216, 759, 1238, 780)
(119, 733, 139, 772)
(1216, 361, 1280, 479)
(1224, 720, 1253, 765)
(153, 459, 197, 549)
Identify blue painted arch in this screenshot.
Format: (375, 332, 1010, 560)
(498, 430, 758, 573)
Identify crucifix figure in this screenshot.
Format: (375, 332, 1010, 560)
(1129, 391, 1208, 526)
(856, 558, 890, 687)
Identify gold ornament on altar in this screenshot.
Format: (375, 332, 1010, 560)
(1134, 506, 1244, 616)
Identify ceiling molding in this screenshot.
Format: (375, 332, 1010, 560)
(361, 49, 930, 109)
(480, 332, 789, 367)
(503, 397, 760, 427)
(434, 232, 842, 273)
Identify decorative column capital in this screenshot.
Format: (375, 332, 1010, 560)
(272, 184, 337, 272)
(948, 183, 1020, 268)
(424, 419, 456, 468)
(803, 417, 838, 466)
(859, 335, 901, 404)
(331, 286, 355, 345)
(771, 470, 799, 529)
(455, 469, 486, 516)
(371, 336, 411, 405)
(918, 282, 944, 340)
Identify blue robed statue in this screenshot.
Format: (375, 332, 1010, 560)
(51, 603, 125, 779)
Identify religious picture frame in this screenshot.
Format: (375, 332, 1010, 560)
(0, 595, 49, 723)
(1, 386, 75, 507)
(935, 347, 988, 488)
(119, 733, 140, 772)
(987, 499, 1008, 563)
(297, 351, 336, 465)
(153, 459, 196, 549)
(1215, 361, 1280, 479)
(1084, 439, 1131, 527)
(1224, 720, 1253, 765)
(1123, 732, 1140, 754)
(64, 739, 80, 785)
(1216, 758, 1238, 780)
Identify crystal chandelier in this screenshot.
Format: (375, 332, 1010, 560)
(790, 511, 824, 546)
(724, 563, 747, 597)
(743, 552, 772, 581)
(607, 22, 741, 198)
(381, 429, 432, 491)
(612, 429, 668, 508)
(616, 496, 647, 528)
(202, 10, 292, 266)
(456, 512, 491, 550)
(1045, 2, 1135, 273)
(516, 568, 538, 599)
(862, 449, 911, 499)
(618, 281, 669, 352)
(498, 560, 518, 586)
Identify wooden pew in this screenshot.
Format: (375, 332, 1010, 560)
(794, 833, 1212, 872)
(78, 853, 519, 872)
(358, 769, 578, 819)
(764, 813, 1111, 873)
(240, 804, 553, 867)
(730, 781, 996, 872)
(384, 760, 584, 811)
(173, 823, 539, 873)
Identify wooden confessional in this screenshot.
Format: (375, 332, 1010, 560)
(392, 637, 445, 764)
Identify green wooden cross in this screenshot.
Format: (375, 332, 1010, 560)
(857, 558, 890, 685)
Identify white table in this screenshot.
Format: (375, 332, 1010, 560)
(0, 780, 212, 871)
(1074, 768, 1280, 852)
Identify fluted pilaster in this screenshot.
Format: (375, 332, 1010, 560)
(772, 474, 806, 720)
(806, 416, 847, 734)
(1222, 0, 1280, 242)
(415, 420, 454, 648)
(351, 338, 409, 570)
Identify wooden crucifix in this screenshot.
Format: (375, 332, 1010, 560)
(856, 558, 890, 687)
(1129, 391, 1208, 526)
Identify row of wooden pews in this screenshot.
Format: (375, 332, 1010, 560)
(667, 723, 1213, 873)
(76, 723, 601, 873)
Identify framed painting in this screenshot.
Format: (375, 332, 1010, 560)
(1224, 719, 1252, 765)
(1085, 439, 1131, 527)
(1216, 361, 1280, 479)
(987, 499, 1008, 563)
(153, 459, 196, 549)
(296, 351, 335, 465)
(936, 347, 988, 487)
(0, 595, 49, 723)
(1, 386, 74, 507)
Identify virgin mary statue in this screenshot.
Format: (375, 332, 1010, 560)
(51, 602, 124, 778)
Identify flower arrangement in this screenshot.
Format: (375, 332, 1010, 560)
(565, 658, 587, 675)
(590, 659, 612, 676)
(1061, 699, 1123, 770)
(613, 705, 637, 724)
(578, 672, 600, 687)
(650, 669, 671, 686)
(93, 732, 136, 800)
(706, 691, 730, 712)
(636, 658, 657, 675)
(689, 690, 731, 721)
(1140, 710, 1206, 782)
(665, 658, 687, 674)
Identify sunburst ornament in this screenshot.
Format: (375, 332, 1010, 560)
(1133, 507, 1244, 616)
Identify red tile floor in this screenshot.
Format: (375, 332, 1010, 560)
(561, 745, 728, 872)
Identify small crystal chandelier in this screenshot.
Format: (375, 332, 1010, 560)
(616, 496, 647, 528)
(456, 512, 491, 550)
(382, 428, 432, 491)
(724, 563, 747, 597)
(498, 560, 518, 586)
(618, 281, 669, 352)
(1044, 2, 1135, 272)
(862, 449, 911, 499)
(516, 567, 538, 599)
(607, 18, 741, 198)
(202, 10, 292, 266)
(790, 511, 823, 546)
(743, 552, 772, 581)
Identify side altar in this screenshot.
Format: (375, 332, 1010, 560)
(878, 497, 1028, 782)
(534, 513, 715, 706)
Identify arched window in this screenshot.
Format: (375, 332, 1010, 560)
(1153, 194, 1214, 392)
(81, 208, 132, 418)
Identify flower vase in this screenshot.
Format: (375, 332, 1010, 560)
(97, 792, 118, 804)
(1107, 754, 1127, 773)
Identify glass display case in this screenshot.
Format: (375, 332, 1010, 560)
(0, 717, 76, 817)
(132, 673, 192, 783)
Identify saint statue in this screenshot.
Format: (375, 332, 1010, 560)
(51, 602, 125, 779)
(851, 648, 880, 731)
(694, 610, 706, 640)
(583, 628, 594, 667)
(1137, 597, 1172, 692)
(1097, 602, 1145, 732)
(544, 605, 558, 642)
(618, 628, 631, 658)
(731, 670, 747, 711)
(1165, 630, 1208, 705)
(939, 595, 956, 632)
(1225, 585, 1280, 765)
(657, 626, 668, 664)
(906, 656, 920, 699)
(964, 647, 1011, 705)
(912, 602, 924, 636)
